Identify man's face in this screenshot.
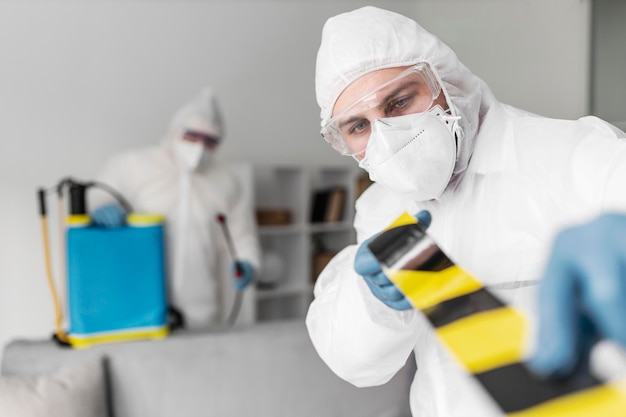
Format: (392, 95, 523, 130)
(330, 66, 448, 160)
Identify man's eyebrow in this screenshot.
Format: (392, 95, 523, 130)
(384, 80, 415, 104)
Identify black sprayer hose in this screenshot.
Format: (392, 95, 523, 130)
(85, 181, 134, 213)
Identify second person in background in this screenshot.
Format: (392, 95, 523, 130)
(91, 88, 261, 329)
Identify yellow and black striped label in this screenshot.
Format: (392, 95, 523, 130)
(368, 212, 626, 416)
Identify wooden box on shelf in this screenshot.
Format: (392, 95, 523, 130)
(256, 208, 292, 226)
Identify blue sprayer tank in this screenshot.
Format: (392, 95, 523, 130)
(65, 213, 169, 348)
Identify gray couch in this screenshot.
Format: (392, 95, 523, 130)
(1, 320, 412, 417)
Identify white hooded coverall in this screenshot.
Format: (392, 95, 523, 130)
(305, 7, 626, 417)
(93, 89, 260, 328)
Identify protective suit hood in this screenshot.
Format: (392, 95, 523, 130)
(162, 87, 224, 171)
(315, 6, 499, 182)
(168, 87, 224, 139)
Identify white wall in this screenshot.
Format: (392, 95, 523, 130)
(0, 0, 592, 359)
(414, 0, 592, 119)
(592, 0, 626, 127)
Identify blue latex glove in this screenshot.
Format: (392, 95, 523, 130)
(91, 203, 126, 227)
(528, 213, 626, 378)
(354, 210, 432, 310)
(232, 260, 254, 290)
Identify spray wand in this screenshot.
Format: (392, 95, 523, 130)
(216, 213, 245, 325)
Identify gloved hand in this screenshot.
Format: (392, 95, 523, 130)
(232, 260, 254, 290)
(91, 204, 126, 227)
(528, 213, 626, 378)
(354, 210, 432, 310)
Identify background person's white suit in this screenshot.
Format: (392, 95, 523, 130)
(306, 7, 626, 417)
(92, 88, 261, 328)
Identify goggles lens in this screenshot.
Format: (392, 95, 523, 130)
(321, 63, 441, 156)
(183, 130, 220, 147)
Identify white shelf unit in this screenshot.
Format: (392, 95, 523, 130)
(253, 165, 359, 322)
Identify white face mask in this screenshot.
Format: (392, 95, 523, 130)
(358, 105, 462, 201)
(173, 139, 206, 172)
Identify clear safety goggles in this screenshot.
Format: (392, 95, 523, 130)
(183, 130, 220, 147)
(321, 63, 442, 156)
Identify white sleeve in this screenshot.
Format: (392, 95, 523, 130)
(227, 167, 261, 270)
(571, 119, 626, 214)
(305, 188, 421, 387)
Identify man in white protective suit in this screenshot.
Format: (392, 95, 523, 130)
(305, 6, 626, 417)
(91, 87, 261, 329)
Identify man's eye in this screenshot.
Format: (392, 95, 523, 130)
(388, 96, 412, 114)
(349, 119, 370, 135)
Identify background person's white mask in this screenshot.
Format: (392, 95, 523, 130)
(174, 139, 206, 172)
(358, 106, 460, 201)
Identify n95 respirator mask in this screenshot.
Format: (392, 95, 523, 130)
(174, 139, 206, 172)
(358, 105, 461, 201)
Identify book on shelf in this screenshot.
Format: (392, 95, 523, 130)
(311, 186, 346, 223)
(325, 187, 346, 222)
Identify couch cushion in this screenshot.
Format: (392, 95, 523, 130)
(0, 356, 108, 417)
(2, 320, 411, 417)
